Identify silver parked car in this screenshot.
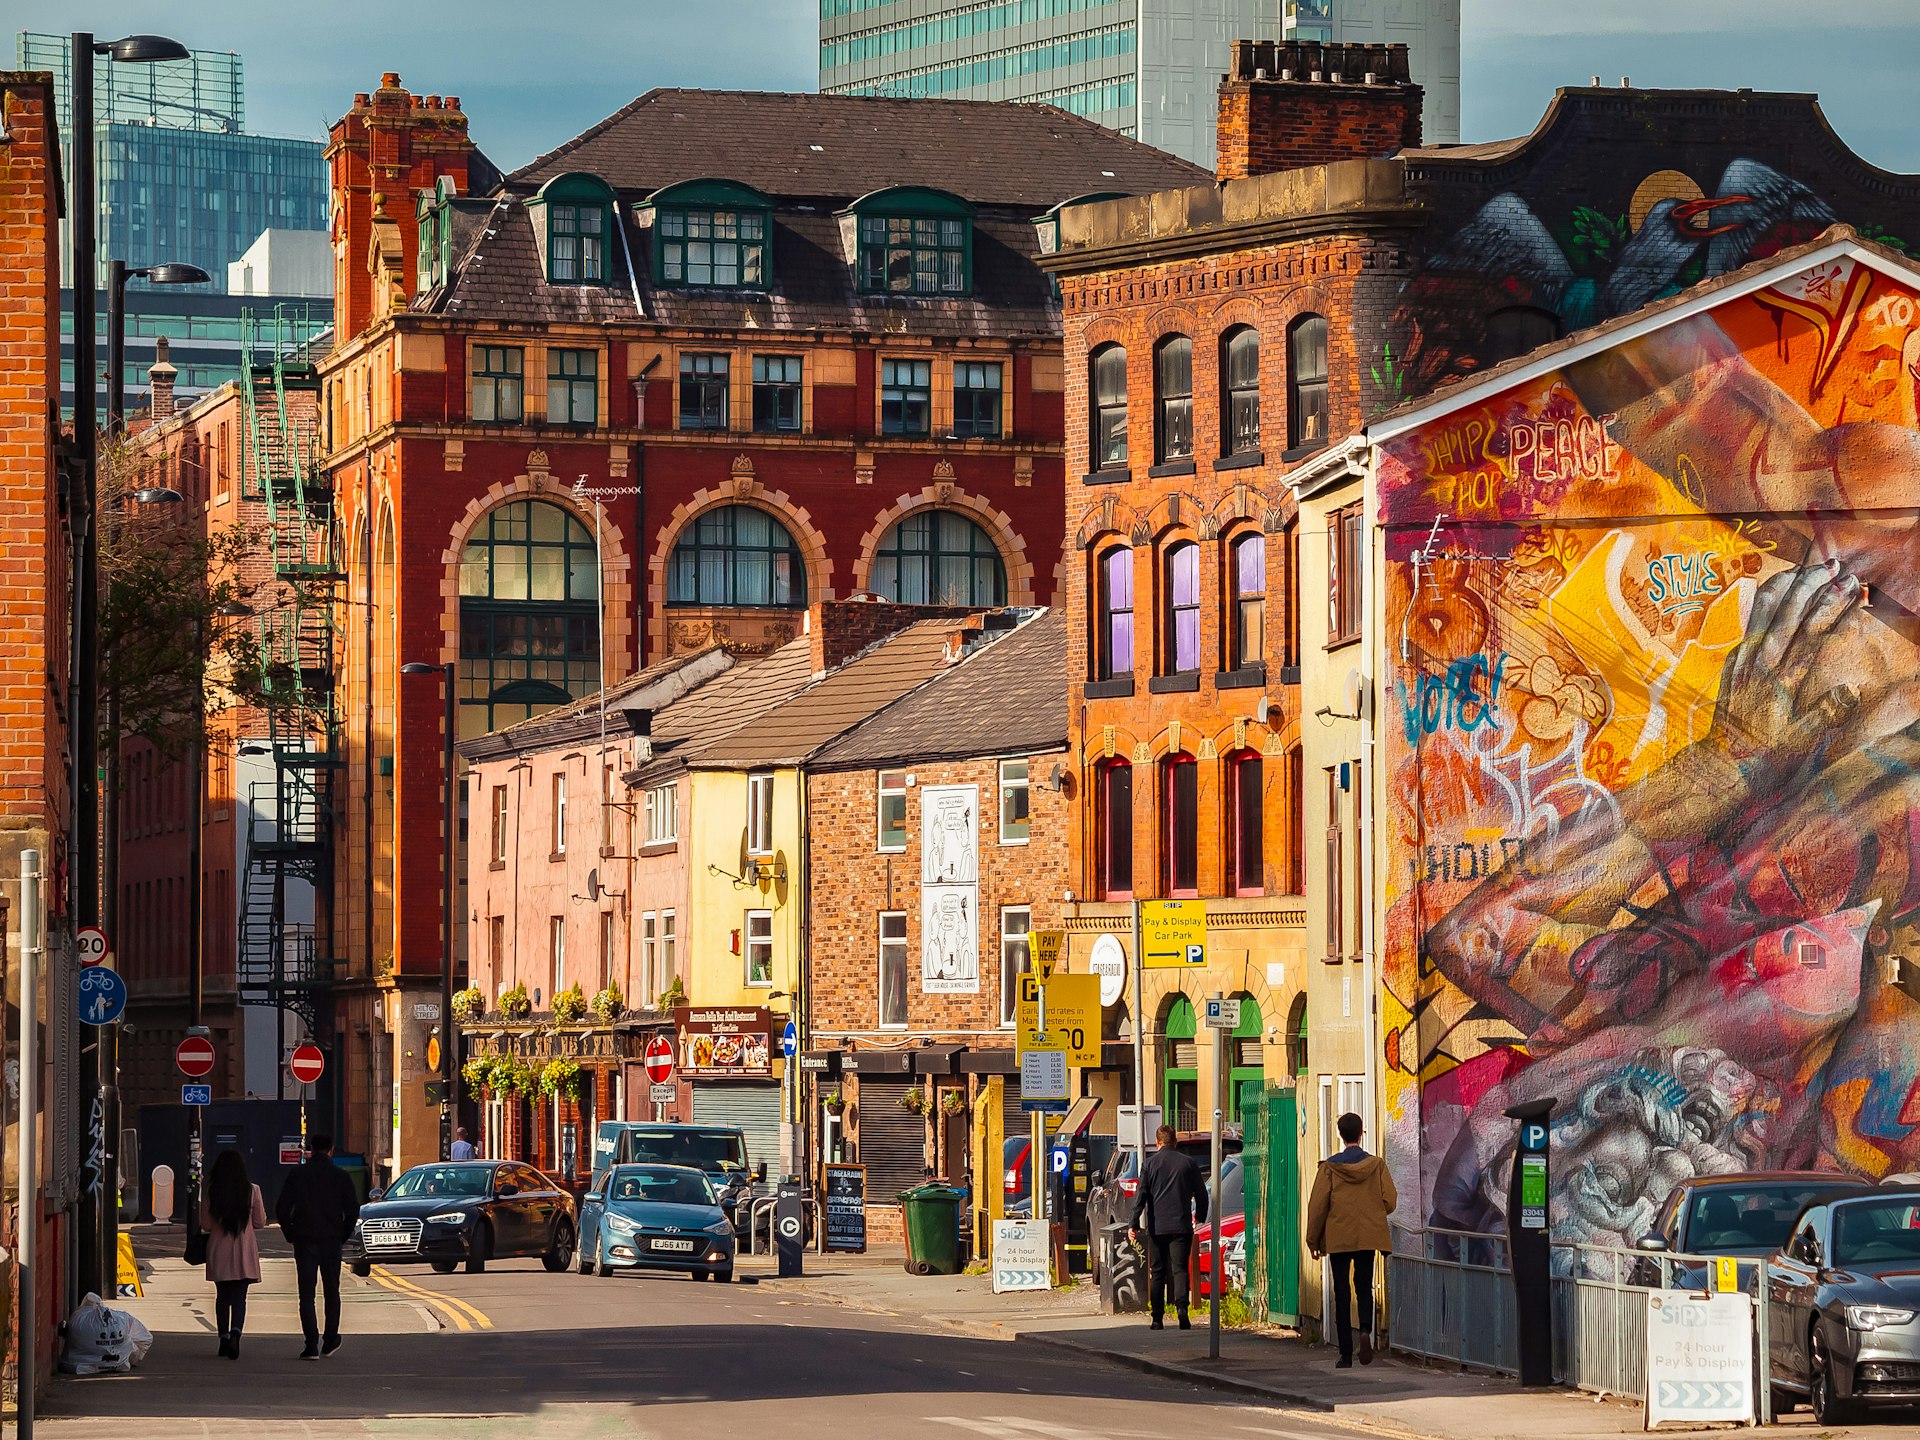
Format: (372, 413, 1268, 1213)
(1767, 1188, 1920, 1424)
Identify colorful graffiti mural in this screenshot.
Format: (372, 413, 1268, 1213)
(1377, 239, 1920, 1251)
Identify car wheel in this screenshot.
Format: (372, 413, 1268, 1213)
(576, 1230, 593, 1275)
(351, 1260, 372, 1278)
(543, 1220, 576, 1273)
(1769, 1386, 1798, 1417)
(466, 1223, 491, 1274)
(713, 1266, 734, 1284)
(431, 1260, 458, 1275)
(1811, 1330, 1855, 1427)
(691, 1269, 709, 1283)
(595, 1237, 612, 1279)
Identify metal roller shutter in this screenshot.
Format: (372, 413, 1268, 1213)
(691, 1084, 782, 1179)
(856, 1079, 927, 1201)
(1001, 1080, 1025, 1142)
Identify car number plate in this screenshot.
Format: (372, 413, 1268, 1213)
(364, 1231, 414, 1249)
(651, 1238, 697, 1252)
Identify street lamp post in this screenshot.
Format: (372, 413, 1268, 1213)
(401, 662, 458, 1160)
(105, 260, 211, 431)
(68, 21, 193, 1314)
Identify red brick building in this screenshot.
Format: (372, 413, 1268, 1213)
(1, 65, 72, 1403)
(315, 73, 1204, 1174)
(803, 609, 1067, 1239)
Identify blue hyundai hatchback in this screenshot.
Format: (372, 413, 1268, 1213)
(577, 1163, 738, 1283)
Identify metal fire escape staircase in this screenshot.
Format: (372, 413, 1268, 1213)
(236, 305, 339, 1034)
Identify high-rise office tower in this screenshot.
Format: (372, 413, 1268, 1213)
(819, 0, 1459, 169)
(21, 32, 331, 411)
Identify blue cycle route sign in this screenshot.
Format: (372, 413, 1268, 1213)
(181, 1084, 212, 1106)
(78, 968, 127, 1026)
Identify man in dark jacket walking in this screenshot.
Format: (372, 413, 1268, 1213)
(1127, 1125, 1209, 1330)
(275, 1133, 361, 1359)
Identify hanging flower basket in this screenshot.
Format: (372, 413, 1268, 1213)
(499, 984, 532, 1021)
(451, 987, 485, 1024)
(901, 1086, 927, 1115)
(824, 1089, 846, 1115)
(591, 982, 624, 1025)
(552, 984, 588, 1025)
(461, 1056, 491, 1092)
(939, 1089, 966, 1117)
(538, 1057, 584, 1101)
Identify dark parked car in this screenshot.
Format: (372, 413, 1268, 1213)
(1087, 1130, 1240, 1281)
(346, 1161, 576, 1276)
(1767, 1188, 1920, 1424)
(577, 1163, 739, 1283)
(1632, 1171, 1870, 1288)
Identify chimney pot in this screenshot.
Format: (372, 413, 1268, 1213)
(354, 93, 370, 106)
(1365, 71, 1377, 84)
(1253, 66, 1268, 80)
(380, 72, 401, 89)
(1620, 76, 1630, 87)
(1280, 67, 1293, 80)
(1591, 76, 1601, 87)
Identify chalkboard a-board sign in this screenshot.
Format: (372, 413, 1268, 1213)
(823, 1163, 866, 1253)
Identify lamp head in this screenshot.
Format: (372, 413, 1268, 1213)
(141, 263, 211, 287)
(400, 662, 442, 676)
(134, 486, 184, 505)
(100, 35, 192, 63)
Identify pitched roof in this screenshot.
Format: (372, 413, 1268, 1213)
(637, 637, 819, 755)
(687, 620, 964, 770)
(507, 89, 1210, 207)
(455, 647, 734, 760)
(810, 609, 1066, 772)
(1367, 224, 1919, 444)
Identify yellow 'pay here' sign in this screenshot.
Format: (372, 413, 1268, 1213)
(1016, 972, 1100, 1067)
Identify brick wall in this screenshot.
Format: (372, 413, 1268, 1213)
(1216, 41, 1422, 180)
(808, 599, 981, 673)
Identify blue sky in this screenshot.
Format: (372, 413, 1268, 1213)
(20, 0, 1919, 174)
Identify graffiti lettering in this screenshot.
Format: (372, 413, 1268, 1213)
(1509, 414, 1619, 484)
(1399, 654, 1508, 741)
(1646, 550, 1723, 616)
(1422, 416, 1498, 473)
(1413, 837, 1525, 884)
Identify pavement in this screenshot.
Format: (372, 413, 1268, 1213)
(767, 1247, 1845, 1440)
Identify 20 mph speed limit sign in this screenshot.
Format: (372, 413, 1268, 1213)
(1015, 972, 1100, 1067)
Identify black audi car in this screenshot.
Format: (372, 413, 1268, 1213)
(347, 1160, 576, 1276)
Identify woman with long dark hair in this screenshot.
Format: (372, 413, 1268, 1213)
(201, 1148, 267, 1358)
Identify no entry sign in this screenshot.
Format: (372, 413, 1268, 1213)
(644, 1034, 675, 1085)
(175, 1035, 216, 1079)
(288, 1043, 325, 1086)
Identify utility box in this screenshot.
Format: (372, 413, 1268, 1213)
(775, 1178, 806, 1278)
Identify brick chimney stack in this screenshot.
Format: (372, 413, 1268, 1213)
(804, 599, 982, 675)
(325, 72, 477, 341)
(147, 336, 177, 422)
(1216, 40, 1422, 180)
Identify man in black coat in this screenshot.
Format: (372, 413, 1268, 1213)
(275, 1133, 361, 1359)
(1127, 1125, 1209, 1330)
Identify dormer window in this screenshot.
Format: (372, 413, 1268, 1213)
(643, 179, 773, 291)
(530, 173, 617, 287)
(844, 187, 973, 296)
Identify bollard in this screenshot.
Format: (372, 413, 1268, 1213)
(152, 1164, 176, 1224)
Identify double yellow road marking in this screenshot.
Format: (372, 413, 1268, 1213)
(368, 1265, 495, 1331)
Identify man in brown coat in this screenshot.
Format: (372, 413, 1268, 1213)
(1306, 1112, 1396, 1368)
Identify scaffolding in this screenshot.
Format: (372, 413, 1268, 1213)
(237, 303, 336, 1035)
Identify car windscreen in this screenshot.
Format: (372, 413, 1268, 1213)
(609, 1166, 714, 1207)
(618, 1129, 747, 1174)
(386, 1165, 490, 1199)
(1687, 1184, 1845, 1251)
(1834, 1199, 1920, 1266)
(1217, 1156, 1244, 1218)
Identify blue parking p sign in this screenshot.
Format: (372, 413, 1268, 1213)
(181, 1084, 212, 1106)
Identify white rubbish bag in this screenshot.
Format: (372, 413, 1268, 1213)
(62, 1291, 153, 1374)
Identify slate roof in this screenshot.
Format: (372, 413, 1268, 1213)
(810, 609, 1065, 772)
(508, 89, 1210, 207)
(454, 646, 731, 760)
(689, 620, 968, 770)
(422, 201, 1059, 336)
(638, 638, 818, 754)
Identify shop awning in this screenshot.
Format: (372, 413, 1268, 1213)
(843, 1049, 914, 1075)
(912, 1043, 966, 1075)
(797, 1049, 843, 1077)
(956, 1048, 1019, 1074)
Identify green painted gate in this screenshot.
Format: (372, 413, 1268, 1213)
(1240, 1081, 1300, 1323)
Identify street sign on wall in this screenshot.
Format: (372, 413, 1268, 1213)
(1141, 900, 1207, 969)
(1204, 997, 1241, 1029)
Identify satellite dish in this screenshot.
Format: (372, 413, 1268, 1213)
(1253, 696, 1272, 726)
(1345, 669, 1369, 719)
(586, 868, 601, 902)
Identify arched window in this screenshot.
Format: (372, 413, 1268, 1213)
(667, 505, 806, 608)
(1227, 749, 1263, 895)
(1164, 541, 1200, 675)
(1286, 993, 1309, 1079)
(458, 500, 600, 737)
(871, 509, 1006, 606)
(1154, 335, 1193, 464)
(1221, 326, 1260, 455)
(1096, 545, 1134, 680)
(1091, 344, 1128, 470)
(1097, 759, 1133, 899)
(1162, 752, 1198, 896)
(1287, 314, 1329, 451)
(1230, 532, 1265, 671)
(1485, 305, 1561, 365)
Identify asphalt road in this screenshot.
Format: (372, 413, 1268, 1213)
(38, 1255, 1373, 1440)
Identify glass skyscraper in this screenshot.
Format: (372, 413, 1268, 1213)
(21, 32, 333, 412)
(818, 0, 1459, 168)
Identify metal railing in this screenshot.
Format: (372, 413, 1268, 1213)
(1389, 1224, 1773, 1415)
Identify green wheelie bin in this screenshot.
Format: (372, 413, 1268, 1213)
(898, 1183, 966, 1275)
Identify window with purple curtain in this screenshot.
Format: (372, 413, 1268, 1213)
(1166, 542, 1199, 674)
(1232, 533, 1265, 670)
(1099, 546, 1133, 679)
